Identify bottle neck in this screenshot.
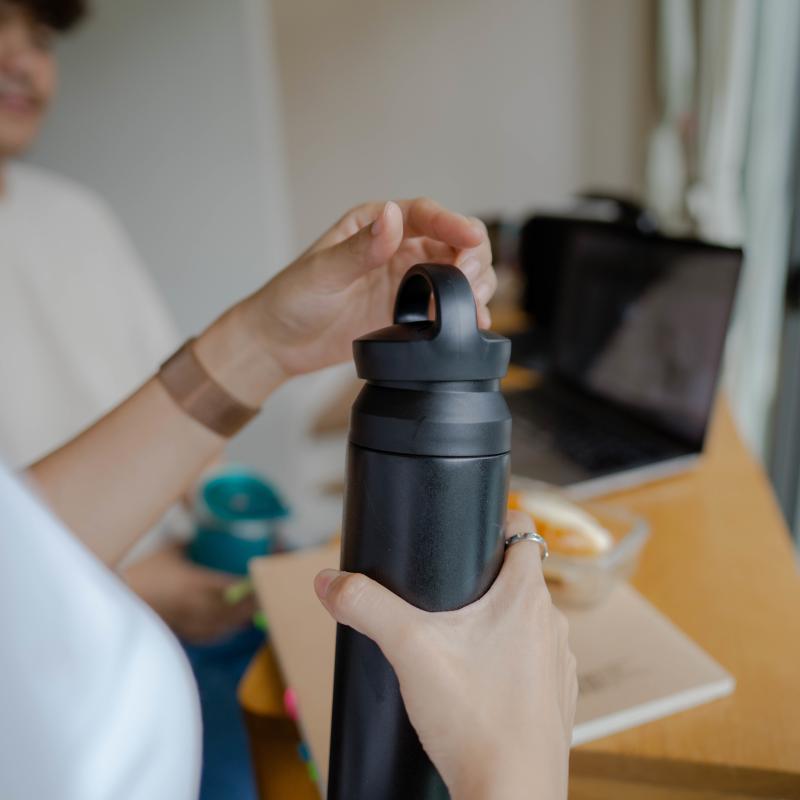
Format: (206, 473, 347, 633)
(350, 380, 511, 457)
(367, 378, 500, 393)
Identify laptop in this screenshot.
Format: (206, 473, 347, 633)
(507, 218, 742, 496)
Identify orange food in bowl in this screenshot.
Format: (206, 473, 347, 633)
(508, 490, 612, 558)
(507, 491, 524, 512)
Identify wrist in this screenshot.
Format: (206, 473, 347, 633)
(450, 762, 527, 800)
(194, 300, 288, 408)
(449, 737, 566, 800)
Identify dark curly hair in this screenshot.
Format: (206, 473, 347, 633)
(7, 0, 88, 32)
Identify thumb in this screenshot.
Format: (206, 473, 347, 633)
(308, 201, 403, 292)
(314, 569, 421, 652)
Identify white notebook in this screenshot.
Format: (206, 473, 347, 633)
(564, 580, 734, 745)
(251, 543, 734, 787)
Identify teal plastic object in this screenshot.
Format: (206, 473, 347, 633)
(189, 469, 290, 575)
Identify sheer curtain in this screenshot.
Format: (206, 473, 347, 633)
(647, 0, 800, 460)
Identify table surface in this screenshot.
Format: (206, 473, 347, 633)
(569, 401, 800, 795)
(241, 399, 800, 796)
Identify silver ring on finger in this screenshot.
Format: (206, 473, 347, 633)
(504, 531, 548, 561)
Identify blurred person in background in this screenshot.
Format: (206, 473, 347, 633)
(0, 2, 258, 797)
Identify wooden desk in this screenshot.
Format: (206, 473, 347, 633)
(570, 403, 800, 798)
(240, 402, 800, 798)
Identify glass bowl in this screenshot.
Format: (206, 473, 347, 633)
(509, 478, 650, 608)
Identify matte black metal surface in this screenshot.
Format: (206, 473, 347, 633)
(328, 445, 509, 800)
(349, 382, 512, 457)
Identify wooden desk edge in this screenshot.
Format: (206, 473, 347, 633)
(570, 751, 800, 797)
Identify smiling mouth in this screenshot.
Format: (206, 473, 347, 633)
(0, 81, 40, 114)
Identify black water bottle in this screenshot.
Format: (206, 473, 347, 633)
(327, 263, 512, 799)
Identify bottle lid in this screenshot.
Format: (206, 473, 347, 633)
(200, 469, 290, 524)
(353, 264, 510, 382)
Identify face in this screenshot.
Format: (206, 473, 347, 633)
(0, 3, 56, 159)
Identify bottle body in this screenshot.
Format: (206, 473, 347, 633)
(328, 263, 512, 798)
(328, 442, 509, 800)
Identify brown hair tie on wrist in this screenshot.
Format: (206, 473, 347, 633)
(157, 337, 260, 438)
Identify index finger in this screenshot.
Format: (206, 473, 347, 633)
(312, 198, 485, 255)
(398, 197, 485, 248)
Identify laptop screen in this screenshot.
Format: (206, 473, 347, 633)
(552, 223, 741, 446)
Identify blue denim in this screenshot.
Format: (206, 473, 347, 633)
(183, 625, 265, 800)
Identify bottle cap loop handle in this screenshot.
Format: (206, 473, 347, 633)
(393, 264, 481, 349)
(353, 263, 510, 382)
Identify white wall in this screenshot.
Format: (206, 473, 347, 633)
(271, 0, 656, 249)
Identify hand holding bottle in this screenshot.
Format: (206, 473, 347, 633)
(315, 510, 578, 800)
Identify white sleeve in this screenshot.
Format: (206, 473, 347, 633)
(87, 195, 183, 364)
(0, 465, 201, 800)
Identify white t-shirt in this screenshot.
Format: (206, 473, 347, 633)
(0, 162, 180, 468)
(0, 162, 185, 559)
(0, 464, 201, 800)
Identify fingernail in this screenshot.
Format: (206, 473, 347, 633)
(314, 569, 343, 598)
(469, 217, 486, 238)
(371, 202, 391, 237)
(460, 256, 481, 279)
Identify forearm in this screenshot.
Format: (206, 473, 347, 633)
(27, 301, 285, 565)
(453, 767, 564, 800)
(451, 735, 568, 800)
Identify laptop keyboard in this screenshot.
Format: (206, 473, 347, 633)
(507, 388, 671, 473)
